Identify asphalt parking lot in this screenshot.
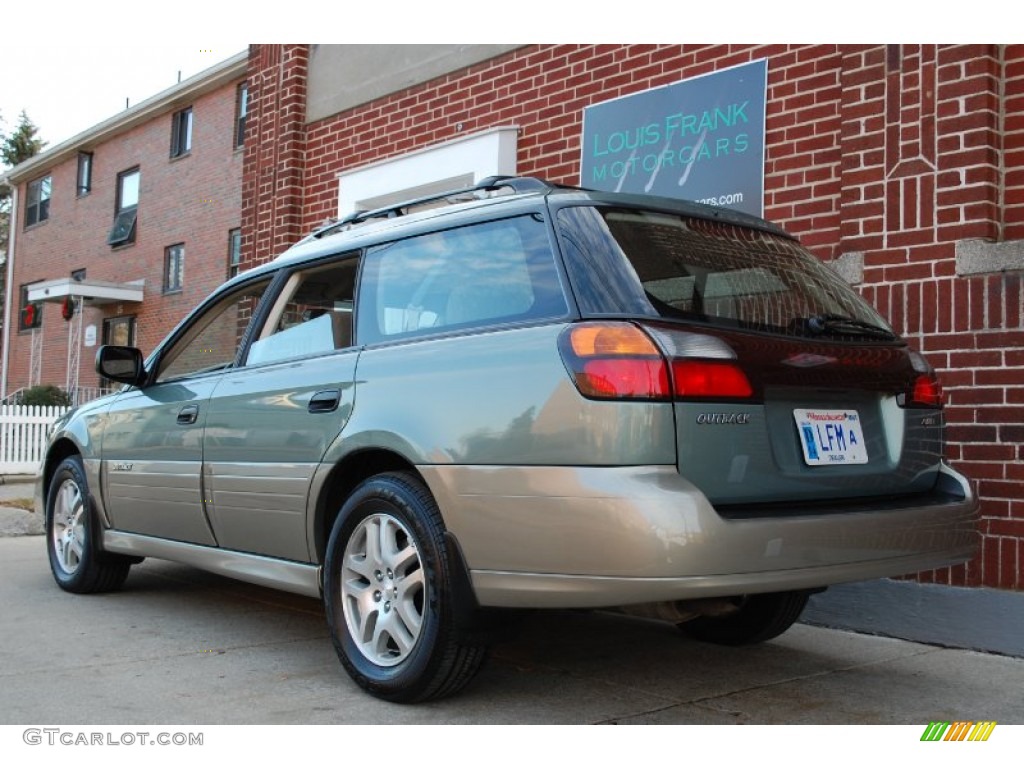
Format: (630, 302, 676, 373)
(2, 532, 1023, 726)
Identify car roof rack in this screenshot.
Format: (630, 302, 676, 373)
(308, 176, 554, 240)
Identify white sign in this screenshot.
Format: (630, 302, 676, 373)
(84, 325, 97, 348)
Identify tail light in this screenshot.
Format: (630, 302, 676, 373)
(559, 323, 670, 399)
(901, 351, 944, 408)
(559, 322, 753, 401)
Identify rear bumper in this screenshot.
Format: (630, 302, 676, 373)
(420, 462, 979, 609)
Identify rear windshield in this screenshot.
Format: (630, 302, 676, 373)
(557, 206, 895, 340)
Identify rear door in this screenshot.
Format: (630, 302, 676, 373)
(202, 255, 361, 562)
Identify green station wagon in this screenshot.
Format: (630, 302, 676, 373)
(39, 177, 978, 701)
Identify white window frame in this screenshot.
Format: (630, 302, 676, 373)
(335, 126, 518, 220)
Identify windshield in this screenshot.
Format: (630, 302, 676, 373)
(557, 206, 895, 340)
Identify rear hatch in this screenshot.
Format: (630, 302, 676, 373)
(555, 203, 945, 509)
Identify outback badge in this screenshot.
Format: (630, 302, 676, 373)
(696, 412, 751, 425)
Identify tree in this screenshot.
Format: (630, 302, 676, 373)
(1, 110, 48, 253)
(1, 110, 47, 167)
(0, 110, 47, 337)
(0, 108, 6, 263)
(17, 384, 71, 407)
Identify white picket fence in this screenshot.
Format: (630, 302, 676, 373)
(0, 405, 70, 475)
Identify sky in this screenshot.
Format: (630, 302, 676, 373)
(1, 44, 248, 151)
(1, 2, 274, 154)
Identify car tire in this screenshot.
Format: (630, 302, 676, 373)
(677, 591, 811, 646)
(45, 455, 133, 594)
(323, 471, 488, 702)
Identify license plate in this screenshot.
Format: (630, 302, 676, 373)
(793, 409, 868, 466)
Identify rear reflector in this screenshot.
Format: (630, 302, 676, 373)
(906, 374, 944, 408)
(580, 359, 671, 399)
(671, 360, 753, 400)
(902, 351, 944, 408)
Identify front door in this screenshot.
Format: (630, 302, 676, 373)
(102, 278, 273, 544)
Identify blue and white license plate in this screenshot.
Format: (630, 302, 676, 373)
(793, 409, 868, 466)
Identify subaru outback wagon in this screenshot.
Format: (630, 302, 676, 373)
(40, 176, 978, 702)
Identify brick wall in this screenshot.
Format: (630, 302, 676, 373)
(839, 45, 1024, 589)
(243, 44, 1024, 590)
(241, 44, 308, 267)
(8, 78, 245, 393)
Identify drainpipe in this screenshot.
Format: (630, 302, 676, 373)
(1, 180, 18, 400)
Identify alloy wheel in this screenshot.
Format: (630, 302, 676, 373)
(340, 512, 425, 666)
(51, 478, 86, 575)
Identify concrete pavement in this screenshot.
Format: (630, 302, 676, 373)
(0, 479, 41, 537)
(1, 535, 1022, 725)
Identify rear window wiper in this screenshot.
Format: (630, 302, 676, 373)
(804, 314, 897, 340)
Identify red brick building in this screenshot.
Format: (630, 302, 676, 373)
(1, 51, 248, 401)
(241, 44, 1024, 591)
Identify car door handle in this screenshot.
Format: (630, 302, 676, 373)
(308, 389, 341, 413)
(177, 404, 200, 425)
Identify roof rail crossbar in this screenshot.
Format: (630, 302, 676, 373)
(309, 176, 552, 240)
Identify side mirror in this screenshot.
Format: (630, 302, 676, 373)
(96, 345, 146, 386)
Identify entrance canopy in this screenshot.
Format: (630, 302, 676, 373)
(27, 277, 144, 305)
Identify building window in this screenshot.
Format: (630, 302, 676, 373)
(228, 228, 242, 278)
(234, 83, 248, 149)
(102, 315, 136, 347)
(170, 107, 193, 158)
(19, 283, 43, 331)
(100, 316, 137, 387)
(164, 244, 185, 293)
(25, 175, 51, 227)
(108, 167, 139, 247)
(77, 152, 93, 196)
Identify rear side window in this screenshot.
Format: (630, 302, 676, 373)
(557, 206, 893, 340)
(357, 215, 567, 344)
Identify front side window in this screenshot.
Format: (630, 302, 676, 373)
(357, 215, 567, 345)
(170, 107, 193, 158)
(156, 278, 273, 383)
(227, 228, 242, 278)
(25, 175, 51, 227)
(164, 244, 184, 293)
(77, 152, 93, 196)
(108, 167, 140, 246)
(234, 83, 248, 149)
(247, 257, 358, 367)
